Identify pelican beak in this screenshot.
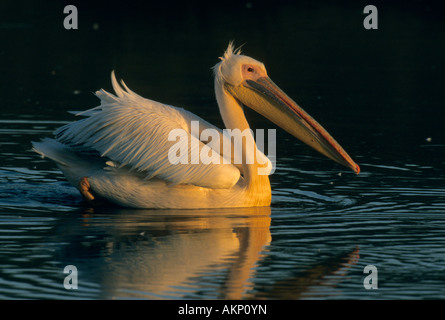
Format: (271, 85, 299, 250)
(224, 77, 360, 174)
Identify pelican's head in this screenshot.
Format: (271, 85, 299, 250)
(214, 42, 360, 174)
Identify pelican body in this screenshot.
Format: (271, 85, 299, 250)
(32, 43, 359, 209)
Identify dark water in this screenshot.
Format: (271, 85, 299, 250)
(1, 1, 445, 300)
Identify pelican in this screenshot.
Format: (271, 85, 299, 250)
(32, 43, 360, 209)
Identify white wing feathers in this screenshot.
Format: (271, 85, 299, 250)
(54, 71, 241, 189)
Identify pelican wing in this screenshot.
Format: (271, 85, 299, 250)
(54, 72, 241, 189)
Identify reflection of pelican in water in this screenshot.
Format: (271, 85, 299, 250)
(252, 246, 360, 299)
(58, 207, 359, 299)
(33, 43, 359, 209)
(71, 206, 272, 299)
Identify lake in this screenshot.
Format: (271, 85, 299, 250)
(1, 1, 445, 300)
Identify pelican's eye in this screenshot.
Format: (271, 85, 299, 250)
(242, 65, 260, 80)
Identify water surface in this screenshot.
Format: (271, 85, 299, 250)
(1, 1, 445, 300)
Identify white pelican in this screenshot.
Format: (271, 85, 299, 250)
(32, 43, 360, 209)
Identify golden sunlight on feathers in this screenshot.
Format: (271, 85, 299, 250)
(32, 43, 359, 209)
